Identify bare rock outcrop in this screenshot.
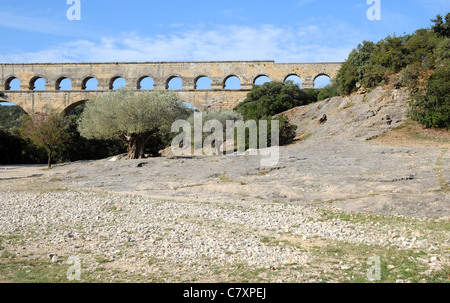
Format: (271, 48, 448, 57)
(280, 86, 410, 142)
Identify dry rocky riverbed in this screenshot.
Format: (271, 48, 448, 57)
(0, 86, 449, 283)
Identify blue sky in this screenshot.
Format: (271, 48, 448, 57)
(0, 0, 449, 64)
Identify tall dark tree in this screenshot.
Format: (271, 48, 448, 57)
(431, 13, 450, 38)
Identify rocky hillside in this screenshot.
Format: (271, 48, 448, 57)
(280, 85, 411, 142)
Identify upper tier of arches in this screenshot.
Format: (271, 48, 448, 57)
(2, 61, 340, 92)
(2, 73, 332, 91)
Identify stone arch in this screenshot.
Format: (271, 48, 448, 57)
(82, 76, 98, 90)
(30, 75, 49, 90)
(284, 74, 303, 87)
(0, 99, 31, 116)
(176, 92, 206, 111)
(195, 76, 212, 90)
(313, 72, 332, 81)
(166, 75, 183, 90)
(224, 75, 241, 89)
(181, 101, 200, 112)
(313, 72, 332, 88)
(137, 76, 154, 90)
(110, 76, 127, 90)
(4, 76, 21, 91)
(55, 76, 72, 90)
(253, 74, 271, 86)
(62, 99, 89, 116)
(230, 97, 247, 110)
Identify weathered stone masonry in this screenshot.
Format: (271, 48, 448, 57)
(0, 61, 342, 114)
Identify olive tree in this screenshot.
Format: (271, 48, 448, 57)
(78, 90, 191, 159)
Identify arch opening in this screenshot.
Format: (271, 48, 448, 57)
(30, 77, 47, 91)
(138, 77, 154, 90)
(167, 76, 183, 90)
(254, 75, 271, 86)
(56, 77, 72, 90)
(5, 77, 21, 91)
(181, 101, 200, 112)
(0, 99, 25, 109)
(62, 100, 88, 116)
(284, 75, 302, 88)
(195, 76, 212, 90)
(224, 76, 241, 90)
(111, 77, 126, 90)
(314, 74, 332, 88)
(82, 77, 98, 90)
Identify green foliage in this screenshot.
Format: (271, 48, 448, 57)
(333, 13, 450, 129)
(404, 29, 440, 65)
(431, 13, 450, 38)
(0, 105, 27, 130)
(0, 105, 48, 165)
(188, 110, 243, 142)
(0, 104, 129, 165)
(20, 111, 69, 168)
(277, 115, 298, 146)
(56, 104, 127, 162)
(189, 110, 243, 127)
(78, 89, 191, 159)
(0, 126, 46, 164)
(234, 81, 302, 147)
(408, 59, 450, 129)
(335, 29, 440, 94)
(317, 85, 339, 102)
(235, 81, 316, 121)
(335, 59, 359, 95)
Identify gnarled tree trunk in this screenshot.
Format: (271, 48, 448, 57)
(122, 133, 152, 160)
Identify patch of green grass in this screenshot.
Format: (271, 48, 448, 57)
(307, 240, 441, 283)
(95, 257, 112, 264)
(0, 255, 77, 283)
(298, 133, 312, 141)
(1, 250, 15, 259)
(342, 102, 355, 110)
(217, 174, 233, 183)
(435, 149, 450, 193)
(148, 257, 159, 266)
(228, 263, 270, 283)
(310, 193, 380, 207)
(392, 120, 450, 144)
(261, 236, 272, 243)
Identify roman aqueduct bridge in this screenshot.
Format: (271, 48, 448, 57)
(0, 61, 342, 115)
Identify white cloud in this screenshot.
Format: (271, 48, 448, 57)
(0, 23, 358, 63)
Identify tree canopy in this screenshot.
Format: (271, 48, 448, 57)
(235, 81, 317, 120)
(20, 111, 68, 168)
(431, 13, 450, 38)
(332, 13, 450, 129)
(78, 89, 192, 159)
